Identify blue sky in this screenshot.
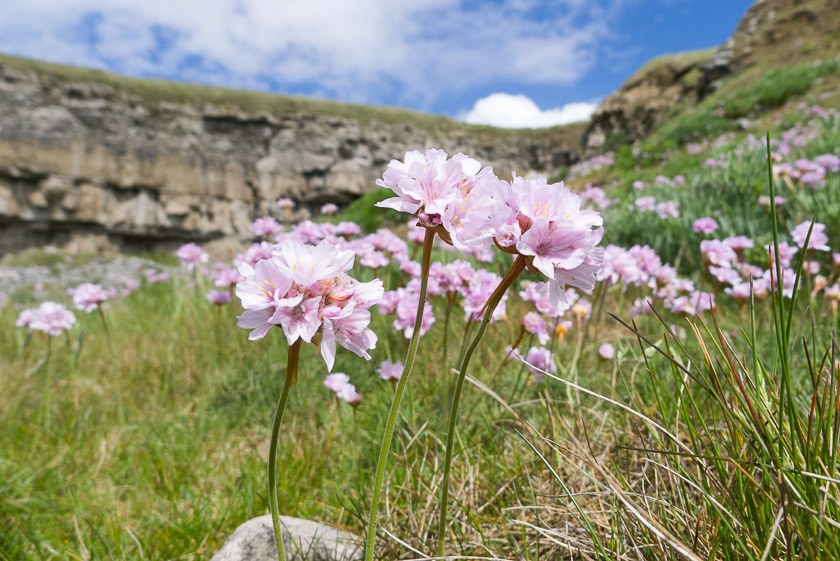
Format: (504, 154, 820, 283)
(0, 0, 752, 127)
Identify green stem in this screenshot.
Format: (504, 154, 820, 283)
(364, 227, 435, 561)
(269, 339, 301, 561)
(438, 256, 526, 557)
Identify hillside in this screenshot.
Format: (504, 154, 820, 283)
(585, 0, 840, 152)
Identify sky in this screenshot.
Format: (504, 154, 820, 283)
(0, 0, 753, 128)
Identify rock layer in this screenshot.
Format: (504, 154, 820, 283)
(0, 56, 582, 254)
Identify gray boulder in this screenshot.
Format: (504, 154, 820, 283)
(211, 515, 362, 561)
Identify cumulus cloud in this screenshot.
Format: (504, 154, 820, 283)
(0, 0, 618, 108)
(461, 93, 598, 128)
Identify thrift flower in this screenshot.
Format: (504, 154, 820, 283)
(598, 343, 615, 360)
(207, 290, 232, 305)
(377, 359, 404, 382)
(72, 283, 108, 312)
(693, 217, 719, 235)
(176, 243, 209, 271)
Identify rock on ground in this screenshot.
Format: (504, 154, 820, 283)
(211, 515, 362, 561)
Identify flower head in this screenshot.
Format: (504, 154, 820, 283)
(176, 243, 209, 271)
(72, 283, 108, 313)
(235, 240, 382, 371)
(377, 359, 404, 382)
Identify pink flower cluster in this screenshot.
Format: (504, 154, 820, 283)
(323, 372, 362, 406)
(376, 149, 605, 313)
(71, 283, 109, 312)
(176, 243, 209, 271)
(236, 239, 383, 370)
(16, 302, 76, 336)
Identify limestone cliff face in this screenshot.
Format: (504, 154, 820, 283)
(0, 58, 582, 254)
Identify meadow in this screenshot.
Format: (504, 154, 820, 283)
(2, 101, 840, 561)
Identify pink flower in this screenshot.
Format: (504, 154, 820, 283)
(723, 236, 754, 251)
(522, 312, 549, 345)
(72, 283, 108, 312)
(655, 201, 680, 219)
(791, 221, 830, 252)
(321, 203, 339, 215)
(252, 216, 282, 237)
(376, 149, 479, 219)
(767, 241, 799, 268)
(176, 243, 209, 271)
(635, 196, 656, 211)
(207, 290, 232, 305)
(145, 269, 170, 283)
(377, 359, 403, 382)
(360, 251, 390, 269)
(336, 221, 361, 236)
(693, 217, 719, 235)
(215, 268, 245, 288)
(598, 343, 615, 360)
(700, 240, 737, 267)
(235, 239, 382, 371)
(272, 238, 354, 287)
(337, 383, 362, 407)
(16, 308, 40, 328)
(276, 198, 296, 209)
(815, 154, 840, 172)
(27, 302, 76, 336)
(523, 346, 556, 382)
(324, 373, 350, 393)
(487, 175, 603, 309)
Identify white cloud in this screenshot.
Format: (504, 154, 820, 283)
(0, 0, 617, 108)
(461, 93, 598, 128)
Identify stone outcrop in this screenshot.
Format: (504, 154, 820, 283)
(210, 515, 361, 561)
(583, 49, 713, 152)
(0, 56, 582, 254)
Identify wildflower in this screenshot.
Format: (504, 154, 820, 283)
(655, 201, 680, 219)
(324, 373, 351, 393)
(176, 243, 209, 271)
(635, 196, 656, 211)
(791, 221, 830, 252)
(377, 360, 404, 382)
(25, 302, 76, 336)
(521, 312, 549, 345)
(207, 290, 232, 305)
(523, 346, 556, 382)
(693, 217, 719, 235)
(598, 343, 615, 360)
(700, 240, 737, 267)
(376, 149, 482, 228)
(236, 239, 382, 370)
(252, 216, 282, 237)
(337, 384, 362, 407)
(72, 283, 109, 312)
(276, 198, 295, 209)
(321, 203, 339, 216)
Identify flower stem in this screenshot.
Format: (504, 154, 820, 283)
(438, 255, 526, 557)
(269, 339, 301, 561)
(364, 227, 435, 561)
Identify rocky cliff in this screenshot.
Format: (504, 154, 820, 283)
(0, 56, 584, 254)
